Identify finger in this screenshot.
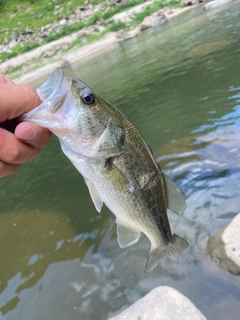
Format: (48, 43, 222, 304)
(0, 128, 41, 164)
(0, 161, 20, 178)
(15, 122, 52, 148)
(0, 73, 14, 84)
(0, 81, 41, 122)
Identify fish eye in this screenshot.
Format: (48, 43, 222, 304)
(81, 91, 96, 106)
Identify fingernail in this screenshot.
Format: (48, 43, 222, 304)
(19, 124, 37, 141)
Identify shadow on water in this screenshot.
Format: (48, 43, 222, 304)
(1, 2, 240, 320)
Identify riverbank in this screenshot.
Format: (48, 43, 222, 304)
(1, 1, 193, 84)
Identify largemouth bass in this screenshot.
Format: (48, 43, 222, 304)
(22, 68, 188, 273)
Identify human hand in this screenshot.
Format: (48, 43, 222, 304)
(0, 73, 52, 178)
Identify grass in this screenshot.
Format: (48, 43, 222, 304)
(0, 0, 182, 63)
(132, 0, 182, 25)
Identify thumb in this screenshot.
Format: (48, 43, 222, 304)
(0, 80, 41, 122)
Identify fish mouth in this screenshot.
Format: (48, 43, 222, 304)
(36, 68, 64, 103)
(21, 68, 71, 127)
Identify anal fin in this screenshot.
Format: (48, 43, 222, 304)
(116, 219, 141, 248)
(163, 173, 186, 215)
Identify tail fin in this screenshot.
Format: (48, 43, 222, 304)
(145, 235, 188, 273)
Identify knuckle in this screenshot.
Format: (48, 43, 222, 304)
(5, 145, 21, 163)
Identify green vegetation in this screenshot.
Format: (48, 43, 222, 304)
(0, 0, 182, 63)
(132, 0, 181, 25)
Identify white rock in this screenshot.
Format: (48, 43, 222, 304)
(207, 213, 240, 275)
(140, 13, 167, 31)
(108, 286, 206, 320)
(59, 19, 67, 26)
(204, 0, 234, 10)
(8, 39, 18, 49)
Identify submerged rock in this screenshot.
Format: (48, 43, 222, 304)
(207, 213, 240, 275)
(108, 286, 206, 320)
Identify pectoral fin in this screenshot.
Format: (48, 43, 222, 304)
(163, 173, 186, 215)
(116, 219, 141, 248)
(84, 178, 103, 213)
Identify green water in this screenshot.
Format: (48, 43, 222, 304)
(1, 2, 240, 319)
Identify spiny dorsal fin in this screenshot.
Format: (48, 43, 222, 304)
(163, 173, 186, 215)
(84, 178, 103, 213)
(116, 219, 141, 248)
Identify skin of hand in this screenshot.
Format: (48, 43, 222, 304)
(0, 73, 52, 178)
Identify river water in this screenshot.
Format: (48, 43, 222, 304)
(1, 2, 240, 320)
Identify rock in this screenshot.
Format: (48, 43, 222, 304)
(58, 59, 71, 69)
(181, 0, 197, 5)
(164, 7, 173, 15)
(42, 31, 50, 38)
(140, 13, 167, 31)
(108, 286, 206, 320)
(43, 50, 55, 58)
(77, 31, 86, 38)
(25, 27, 34, 34)
(110, 0, 120, 5)
(204, 0, 234, 10)
(121, 0, 129, 6)
(2, 37, 9, 45)
(53, 10, 61, 16)
(8, 39, 18, 49)
(140, 16, 154, 31)
(96, 18, 104, 25)
(5, 65, 14, 72)
(116, 28, 139, 41)
(87, 3, 94, 10)
(207, 213, 240, 275)
(59, 19, 67, 26)
(17, 34, 25, 43)
(10, 33, 17, 41)
(61, 43, 70, 51)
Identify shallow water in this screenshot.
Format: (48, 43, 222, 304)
(1, 2, 240, 319)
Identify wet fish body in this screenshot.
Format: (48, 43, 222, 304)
(22, 69, 188, 273)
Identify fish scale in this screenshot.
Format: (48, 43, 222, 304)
(22, 68, 188, 273)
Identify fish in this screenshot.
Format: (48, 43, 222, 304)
(22, 68, 188, 273)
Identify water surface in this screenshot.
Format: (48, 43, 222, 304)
(1, 2, 240, 319)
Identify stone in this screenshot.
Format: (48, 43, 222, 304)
(108, 286, 206, 320)
(17, 34, 25, 43)
(58, 59, 71, 68)
(121, 0, 129, 6)
(8, 39, 18, 49)
(25, 27, 34, 34)
(59, 19, 67, 26)
(61, 43, 70, 51)
(2, 37, 9, 45)
(43, 50, 55, 58)
(96, 18, 104, 25)
(110, 0, 120, 5)
(77, 31, 86, 38)
(164, 7, 173, 15)
(42, 31, 50, 38)
(10, 33, 17, 41)
(204, 0, 234, 10)
(181, 0, 197, 5)
(53, 10, 61, 15)
(140, 13, 167, 31)
(207, 213, 240, 275)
